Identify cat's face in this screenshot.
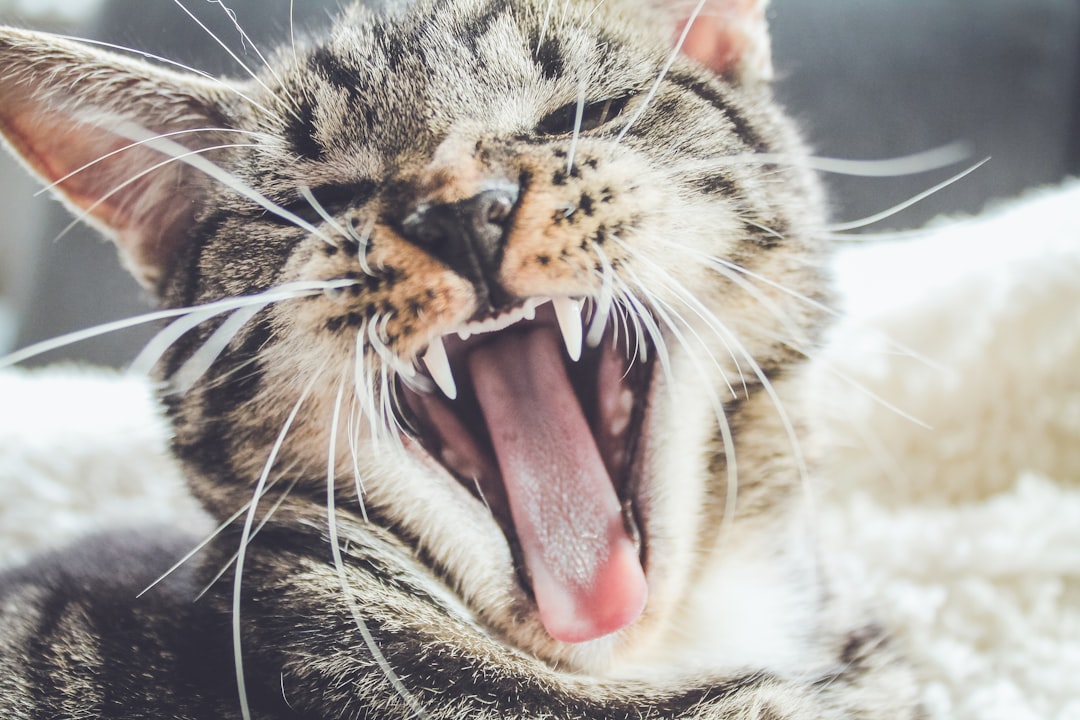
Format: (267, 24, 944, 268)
(1, 0, 825, 674)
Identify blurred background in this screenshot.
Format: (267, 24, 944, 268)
(0, 0, 1078, 367)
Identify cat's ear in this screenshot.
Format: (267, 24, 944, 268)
(0, 28, 240, 289)
(676, 0, 773, 83)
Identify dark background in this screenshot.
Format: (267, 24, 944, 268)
(4, 0, 1079, 367)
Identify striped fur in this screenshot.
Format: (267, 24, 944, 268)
(0, 0, 919, 717)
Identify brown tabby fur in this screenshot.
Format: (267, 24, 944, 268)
(0, 0, 919, 717)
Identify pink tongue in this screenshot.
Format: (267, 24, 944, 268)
(469, 327, 647, 644)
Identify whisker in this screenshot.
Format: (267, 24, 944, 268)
(776, 336, 934, 430)
(231, 361, 327, 720)
(169, 0, 298, 117)
(325, 373, 430, 719)
(677, 143, 972, 178)
(536, 0, 556, 57)
(353, 324, 384, 447)
(35, 128, 272, 199)
(289, 0, 298, 63)
(826, 158, 990, 233)
(614, 0, 706, 142)
(127, 279, 356, 377)
(136, 484, 275, 599)
(53, 141, 261, 243)
(614, 242, 743, 397)
(204, 0, 289, 90)
(624, 253, 812, 506)
(347, 395, 371, 523)
(47, 34, 276, 117)
(586, 244, 616, 347)
(298, 185, 350, 248)
(646, 291, 741, 529)
(196, 471, 302, 602)
(0, 280, 350, 369)
(566, 81, 587, 174)
(109, 122, 336, 243)
(166, 302, 266, 394)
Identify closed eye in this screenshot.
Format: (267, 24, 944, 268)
(262, 181, 376, 226)
(536, 95, 631, 136)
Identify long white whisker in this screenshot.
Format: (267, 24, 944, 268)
(35, 128, 272, 198)
(353, 323, 383, 447)
(54, 141, 260, 243)
(614, 0, 705, 142)
(587, 244, 616, 347)
(298, 185, 349, 248)
(169, 0, 293, 114)
(196, 472, 302, 602)
(167, 302, 267, 394)
(645, 291, 740, 529)
(677, 143, 972, 178)
(566, 81, 587, 174)
(536, 0, 556, 54)
(110, 122, 336, 243)
(231, 362, 326, 720)
(289, 0, 298, 62)
(616, 245, 743, 397)
(778, 338, 934, 430)
(204, 0, 290, 90)
(826, 159, 990, 232)
(47, 34, 275, 116)
(651, 238, 946, 373)
(326, 374, 429, 718)
(347, 395, 370, 523)
(665, 275, 812, 503)
(136, 472, 288, 598)
(0, 280, 351, 369)
(619, 250, 812, 507)
(127, 280, 355, 376)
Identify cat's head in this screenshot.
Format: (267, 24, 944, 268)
(0, 0, 825, 674)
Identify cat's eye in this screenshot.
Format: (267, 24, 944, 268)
(263, 182, 376, 226)
(536, 95, 631, 136)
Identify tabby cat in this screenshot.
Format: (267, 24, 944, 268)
(0, 0, 919, 717)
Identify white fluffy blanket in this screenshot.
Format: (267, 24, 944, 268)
(1, 182, 1078, 719)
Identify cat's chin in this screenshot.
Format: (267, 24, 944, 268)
(397, 297, 658, 646)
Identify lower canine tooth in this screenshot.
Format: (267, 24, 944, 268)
(423, 336, 457, 400)
(553, 297, 583, 362)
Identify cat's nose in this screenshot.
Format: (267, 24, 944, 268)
(399, 182, 520, 310)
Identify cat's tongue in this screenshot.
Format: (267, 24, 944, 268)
(469, 327, 647, 644)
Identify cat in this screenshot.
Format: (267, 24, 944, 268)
(0, 0, 920, 717)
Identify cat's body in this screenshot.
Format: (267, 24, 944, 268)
(0, 0, 918, 717)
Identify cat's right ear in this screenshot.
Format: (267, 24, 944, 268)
(0, 27, 240, 290)
(675, 0, 773, 84)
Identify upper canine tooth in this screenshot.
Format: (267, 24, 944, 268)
(422, 336, 457, 400)
(553, 296, 583, 362)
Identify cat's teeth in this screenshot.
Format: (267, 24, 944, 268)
(422, 336, 457, 400)
(553, 297, 583, 362)
(457, 330, 472, 341)
(523, 298, 540, 321)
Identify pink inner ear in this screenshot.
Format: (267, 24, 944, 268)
(1, 105, 202, 288)
(675, 0, 772, 81)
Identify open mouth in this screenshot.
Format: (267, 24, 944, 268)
(399, 298, 655, 644)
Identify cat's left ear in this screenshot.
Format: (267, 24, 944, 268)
(675, 0, 773, 84)
(0, 27, 239, 289)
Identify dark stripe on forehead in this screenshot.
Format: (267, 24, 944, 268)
(284, 98, 325, 161)
(534, 35, 564, 80)
(666, 70, 768, 154)
(457, 0, 511, 53)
